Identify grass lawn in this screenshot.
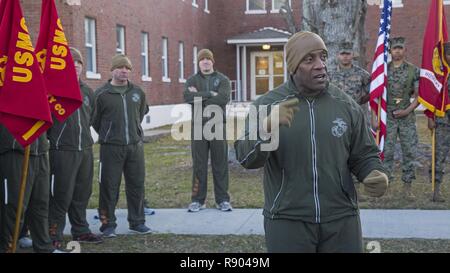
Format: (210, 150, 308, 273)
(87, 114, 450, 210)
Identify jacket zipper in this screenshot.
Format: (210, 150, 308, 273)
(104, 122, 112, 142)
(55, 123, 67, 150)
(307, 100, 321, 223)
(270, 169, 285, 218)
(77, 109, 82, 151)
(122, 94, 130, 145)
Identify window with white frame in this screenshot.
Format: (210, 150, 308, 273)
(192, 0, 198, 8)
(380, 0, 403, 8)
(444, 0, 450, 5)
(162, 37, 170, 82)
(179, 42, 185, 82)
(271, 0, 291, 13)
(193, 46, 198, 74)
(204, 0, 209, 13)
(116, 25, 125, 54)
(392, 0, 403, 7)
(246, 0, 266, 14)
(141, 32, 150, 81)
(84, 17, 100, 79)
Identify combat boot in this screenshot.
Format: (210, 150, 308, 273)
(403, 183, 415, 201)
(432, 183, 445, 202)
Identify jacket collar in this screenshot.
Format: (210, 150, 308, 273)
(104, 80, 133, 94)
(197, 70, 218, 78)
(286, 75, 329, 101)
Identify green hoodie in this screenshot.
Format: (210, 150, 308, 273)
(93, 80, 149, 145)
(47, 81, 95, 151)
(235, 77, 385, 223)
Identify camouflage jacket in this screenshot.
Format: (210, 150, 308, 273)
(328, 64, 370, 104)
(387, 61, 420, 112)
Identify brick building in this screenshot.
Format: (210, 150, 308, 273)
(19, 0, 450, 127)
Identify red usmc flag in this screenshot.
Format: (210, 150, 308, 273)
(35, 0, 82, 122)
(0, 0, 52, 147)
(418, 0, 450, 118)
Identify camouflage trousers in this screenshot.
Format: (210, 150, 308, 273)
(383, 114, 418, 183)
(428, 122, 450, 184)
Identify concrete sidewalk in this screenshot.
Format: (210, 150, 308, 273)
(64, 209, 450, 239)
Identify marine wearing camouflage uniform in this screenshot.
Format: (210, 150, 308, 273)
(383, 37, 420, 185)
(329, 42, 371, 108)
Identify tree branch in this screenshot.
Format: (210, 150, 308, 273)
(280, 3, 297, 34)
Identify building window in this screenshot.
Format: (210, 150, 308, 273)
(84, 17, 100, 79)
(380, 0, 403, 8)
(192, 0, 198, 8)
(246, 0, 266, 14)
(141, 32, 151, 81)
(204, 0, 209, 13)
(271, 0, 291, 13)
(392, 0, 403, 7)
(116, 25, 125, 54)
(162, 37, 170, 82)
(193, 46, 198, 74)
(179, 42, 185, 82)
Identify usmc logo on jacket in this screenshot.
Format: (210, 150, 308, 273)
(332, 118, 348, 138)
(132, 93, 141, 103)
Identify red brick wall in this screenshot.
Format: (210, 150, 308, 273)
(19, 0, 450, 105)
(21, 0, 213, 105)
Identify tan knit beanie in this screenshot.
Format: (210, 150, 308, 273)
(70, 47, 83, 65)
(198, 49, 215, 63)
(111, 54, 132, 71)
(286, 31, 328, 74)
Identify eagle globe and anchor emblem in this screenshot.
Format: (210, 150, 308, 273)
(331, 118, 348, 138)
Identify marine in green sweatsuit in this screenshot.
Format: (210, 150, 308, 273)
(235, 32, 387, 253)
(0, 129, 54, 253)
(93, 55, 149, 234)
(47, 81, 96, 243)
(184, 49, 231, 210)
(47, 48, 100, 245)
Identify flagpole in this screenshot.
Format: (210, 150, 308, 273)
(376, 99, 382, 145)
(10, 146, 31, 253)
(432, 125, 436, 193)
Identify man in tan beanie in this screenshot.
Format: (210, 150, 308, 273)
(47, 47, 102, 247)
(183, 49, 232, 213)
(93, 54, 150, 237)
(235, 31, 388, 253)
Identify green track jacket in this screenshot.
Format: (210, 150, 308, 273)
(235, 77, 385, 223)
(47, 81, 95, 151)
(93, 80, 149, 145)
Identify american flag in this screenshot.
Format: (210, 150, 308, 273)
(369, 0, 392, 160)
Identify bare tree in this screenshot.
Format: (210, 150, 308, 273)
(281, 0, 368, 71)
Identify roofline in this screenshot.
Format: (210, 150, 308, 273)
(227, 38, 289, 45)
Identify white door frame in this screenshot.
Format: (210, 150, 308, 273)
(250, 51, 285, 100)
